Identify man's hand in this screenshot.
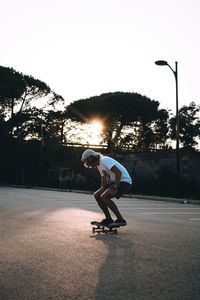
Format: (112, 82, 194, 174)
(108, 183, 118, 196)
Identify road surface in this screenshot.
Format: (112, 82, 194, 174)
(0, 187, 200, 300)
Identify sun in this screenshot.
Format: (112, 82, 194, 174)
(88, 120, 103, 145)
(90, 120, 103, 132)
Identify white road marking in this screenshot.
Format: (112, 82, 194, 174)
(118, 207, 200, 210)
(140, 212, 200, 215)
(151, 245, 175, 252)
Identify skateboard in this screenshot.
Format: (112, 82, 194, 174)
(91, 221, 120, 234)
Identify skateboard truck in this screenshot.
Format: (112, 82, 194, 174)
(91, 221, 119, 234)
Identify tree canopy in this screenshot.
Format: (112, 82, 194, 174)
(65, 92, 170, 151)
(0, 65, 64, 139)
(1, 66, 199, 152)
(169, 101, 200, 149)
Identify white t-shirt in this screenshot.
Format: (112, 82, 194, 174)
(97, 155, 132, 184)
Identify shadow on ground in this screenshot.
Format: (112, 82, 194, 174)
(91, 233, 136, 300)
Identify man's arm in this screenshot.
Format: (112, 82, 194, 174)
(110, 165, 122, 188)
(101, 176, 107, 187)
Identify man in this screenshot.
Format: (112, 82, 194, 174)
(81, 149, 132, 226)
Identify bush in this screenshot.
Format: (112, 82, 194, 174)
(59, 173, 87, 189)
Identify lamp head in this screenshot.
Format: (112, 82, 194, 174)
(155, 60, 168, 66)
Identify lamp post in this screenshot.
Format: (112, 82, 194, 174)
(155, 60, 180, 178)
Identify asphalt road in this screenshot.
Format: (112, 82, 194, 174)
(0, 187, 200, 300)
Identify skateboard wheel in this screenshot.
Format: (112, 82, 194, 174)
(92, 227, 95, 233)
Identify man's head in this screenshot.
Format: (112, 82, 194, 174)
(81, 149, 100, 168)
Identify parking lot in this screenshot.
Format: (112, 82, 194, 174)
(0, 187, 200, 300)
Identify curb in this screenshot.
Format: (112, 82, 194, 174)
(4, 185, 200, 205)
(128, 194, 200, 205)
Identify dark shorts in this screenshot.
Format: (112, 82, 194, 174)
(106, 182, 132, 199)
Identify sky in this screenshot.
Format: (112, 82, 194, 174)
(0, 0, 200, 115)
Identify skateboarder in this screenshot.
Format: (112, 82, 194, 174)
(81, 149, 132, 226)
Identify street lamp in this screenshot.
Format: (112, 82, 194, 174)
(155, 60, 180, 178)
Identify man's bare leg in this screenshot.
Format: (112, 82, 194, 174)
(100, 189, 125, 221)
(94, 187, 113, 221)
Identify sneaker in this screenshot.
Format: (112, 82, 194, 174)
(100, 218, 114, 226)
(113, 219, 127, 226)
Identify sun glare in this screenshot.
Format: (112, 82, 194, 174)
(91, 120, 103, 132)
(89, 120, 103, 145)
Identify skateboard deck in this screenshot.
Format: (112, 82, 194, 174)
(91, 221, 120, 234)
